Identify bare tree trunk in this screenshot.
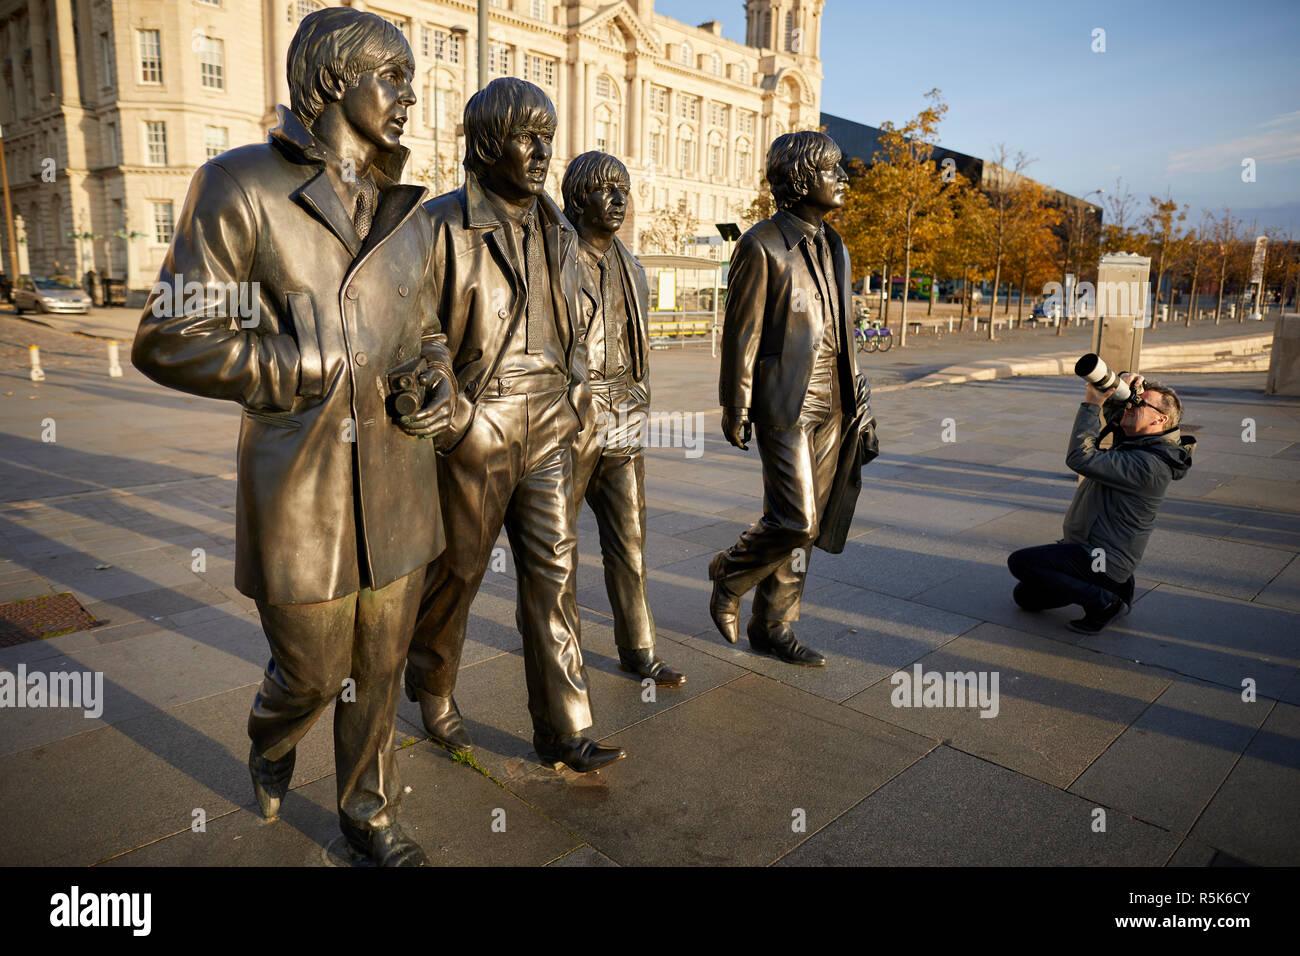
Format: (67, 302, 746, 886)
(959, 264, 969, 332)
(900, 233, 912, 348)
(987, 253, 1002, 341)
(927, 274, 936, 316)
(1186, 267, 1200, 326)
(1215, 258, 1226, 323)
(1016, 263, 1028, 327)
(883, 256, 893, 327)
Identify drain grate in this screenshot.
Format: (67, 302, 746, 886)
(0, 593, 100, 647)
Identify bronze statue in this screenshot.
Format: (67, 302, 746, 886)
(132, 8, 453, 865)
(562, 152, 685, 688)
(710, 131, 874, 667)
(405, 79, 626, 773)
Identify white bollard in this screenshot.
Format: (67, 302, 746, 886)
(107, 340, 123, 377)
(29, 345, 45, 382)
(948, 318, 953, 332)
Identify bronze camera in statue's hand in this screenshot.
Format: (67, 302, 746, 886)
(387, 356, 431, 418)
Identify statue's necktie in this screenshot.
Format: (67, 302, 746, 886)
(815, 231, 840, 350)
(598, 253, 618, 378)
(353, 177, 377, 242)
(523, 211, 545, 354)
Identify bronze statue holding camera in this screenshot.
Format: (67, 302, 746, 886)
(132, 7, 455, 866)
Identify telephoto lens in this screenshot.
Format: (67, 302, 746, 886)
(1074, 353, 1133, 403)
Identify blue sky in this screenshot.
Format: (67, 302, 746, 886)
(652, 0, 1300, 233)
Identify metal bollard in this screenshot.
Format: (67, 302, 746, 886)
(107, 341, 123, 377)
(29, 345, 45, 382)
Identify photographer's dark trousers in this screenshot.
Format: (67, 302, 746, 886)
(1007, 543, 1134, 613)
(713, 371, 842, 631)
(573, 374, 655, 653)
(407, 382, 593, 738)
(248, 568, 423, 833)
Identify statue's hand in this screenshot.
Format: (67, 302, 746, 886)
(398, 371, 453, 438)
(722, 408, 752, 451)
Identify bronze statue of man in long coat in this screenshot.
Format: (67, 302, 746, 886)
(133, 7, 452, 866)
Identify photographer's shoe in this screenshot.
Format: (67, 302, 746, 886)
(708, 553, 741, 645)
(1068, 595, 1128, 635)
(249, 744, 294, 821)
(747, 620, 826, 667)
(404, 674, 472, 754)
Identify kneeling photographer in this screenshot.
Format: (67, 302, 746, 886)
(1007, 359, 1195, 634)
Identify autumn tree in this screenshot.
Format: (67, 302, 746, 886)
(1143, 191, 1189, 329)
(974, 145, 1034, 340)
(1101, 177, 1139, 253)
(1004, 181, 1063, 327)
(930, 185, 992, 332)
(640, 198, 700, 255)
(1180, 211, 1212, 325)
(1209, 209, 1241, 324)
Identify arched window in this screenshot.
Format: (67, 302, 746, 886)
(784, 11, 795, 51)
(707, 132, 724, 177)
(679, 41, 692, 66)
(648, 123, 664, 166)
(678, 125, 695, 172)
(736, 138, 751, 180)
(595, 105, 618, 154)
(595, 74, 619, 101)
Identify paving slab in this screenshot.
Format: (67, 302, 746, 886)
(775, 746, 1179, 866)
(680, 584, 978, 703)
(1253, 554, 1300, 612)
(0, 684, 339, 866)
(845, 622, 1173, 789)
(1076, 584, 1299, 701)
(1068, 678, 1269, 834)
(101, 741, 580, 867)
(500, 673, 935, 866)
(1133, 528, 1295, 601)
(1190, 701, 1300, 866)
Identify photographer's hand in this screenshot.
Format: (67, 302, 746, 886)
(398, 369, 454, 438)
(1084, 381, 1114, 406)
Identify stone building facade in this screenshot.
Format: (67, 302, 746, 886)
(0, 0, 824, 293)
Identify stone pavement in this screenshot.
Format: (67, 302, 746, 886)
(1, 318, 1297, 867)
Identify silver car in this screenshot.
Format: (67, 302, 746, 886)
(13, 274, 92, 314)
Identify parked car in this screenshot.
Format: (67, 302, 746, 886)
(12, 274, 92, 314)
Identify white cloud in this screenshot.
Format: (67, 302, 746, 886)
(1165, 112, 1300, 174)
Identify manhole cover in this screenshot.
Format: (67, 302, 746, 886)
(0, 593, 100, 647)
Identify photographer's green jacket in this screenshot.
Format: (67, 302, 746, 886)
(1062, 402, 1195, 582)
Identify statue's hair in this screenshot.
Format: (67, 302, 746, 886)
(463, 78, 557, 179)
(766, 131, 842, 210)
(561, 151, 631, 225)
(287, 8, 413, 126)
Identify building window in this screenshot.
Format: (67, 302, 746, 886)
(429, 29, 463, 65)
(288, 0, 323, 23)
(198, 37, 224, 90)
(595, 74, 613, 99)
(144, 121, 167, 165)
(420, 26, 431, 58)
(489, 43, 511, 76)
(677, 95, 698, 122)
(737, 141, 751, 179)
(530, 0, 547, 19)
(679, 41, 692, 66)
(709, 53, 721, 75)
(649, 86, 666, 113)
(524, 54, 555, 87)
(708, 141, 722, 177)
(734, 62, 748, 84)
(99, 32, 116, 89)
(710, 103, 727, 128)
(595, 113, 611, 154)
(152, 201, 174, 245)
(204, 125, 228, 159)
(678, 128, 694, 172)
(196, 0, 221, 6)
(784, 11, 795, 51)
(137, 29, 162, 85)
(649, 129, 663, 166)
(739, 110, 755, 135)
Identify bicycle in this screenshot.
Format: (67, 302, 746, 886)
(854, 322, 892, 353)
